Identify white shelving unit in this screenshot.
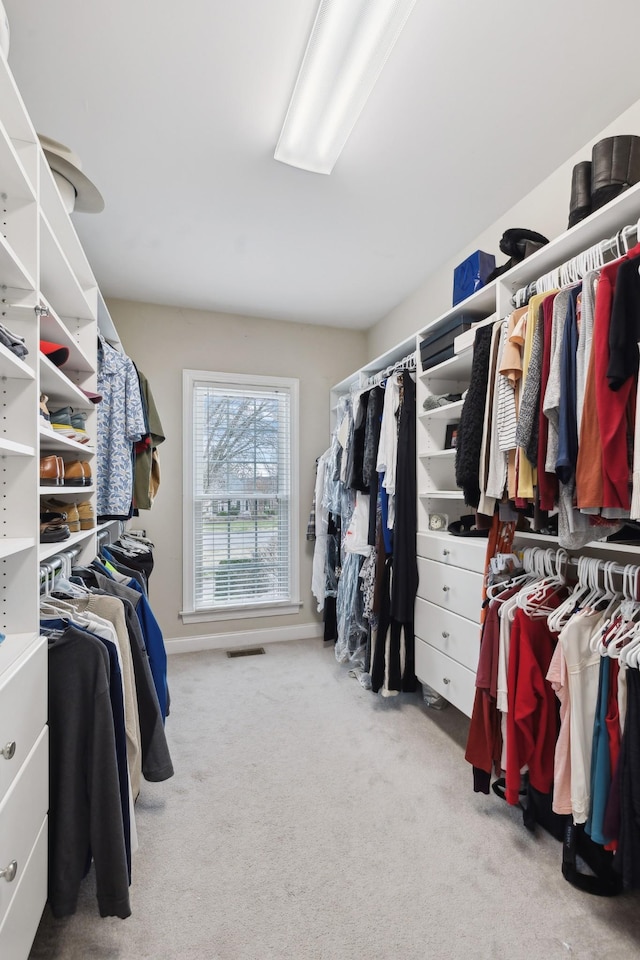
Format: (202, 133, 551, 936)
(412, 180, 640, 718)
(0, 50, 119, 960)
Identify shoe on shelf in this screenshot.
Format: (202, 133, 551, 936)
(40, 499, 80, 533)
(49, 406, 78, 441)
(39, 394, 56, 432)
(39, 520, 70, 543)
(40, 455, 62, 486)
(70, 410, 90, 444)
(76, 499, 95, 530)
(63, 459, 91, 486)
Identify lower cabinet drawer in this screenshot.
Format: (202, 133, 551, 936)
(415, 598, 481, 672)
(417, 532, 487, 573)
(0, 815, 47, 960)
(417, 556, 483, 623)
(0, 727, 48, 930)
(0, 636, 47, 803)
(415, 638, 476, 718)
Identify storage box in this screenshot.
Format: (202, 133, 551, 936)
(420, 315, 473, 369)
(421, 344, 455, 371)
(453, 313, 498, 354)
(452, 250, 495, 306)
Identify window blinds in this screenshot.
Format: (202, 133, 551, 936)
(192, 380, 292, 610)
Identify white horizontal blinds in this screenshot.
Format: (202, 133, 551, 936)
(192, 380, 291, 609)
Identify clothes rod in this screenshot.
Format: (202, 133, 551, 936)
(511, 220, 640, 308)
(361, 351, 417, 389)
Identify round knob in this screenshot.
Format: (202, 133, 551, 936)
(1, 741, 16, 760)
(442, 549, 450, 557)
(443, 677, 451, 685)
(441, 631, 450, 639)
(442, 585, 450, 593)
(0, 860, 17, 883)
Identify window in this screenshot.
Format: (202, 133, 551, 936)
(182, 371, 300, 622)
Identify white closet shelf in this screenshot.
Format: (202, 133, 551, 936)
(0, 120, 36, 203)
(39, 428, 94, 455)
(39, 354, 94, 407)
(0, 632, 40, 676)
(419, 399, 465, 421)
(0, 342, 35, 380)
(513, 530, 640, 556)
(38, 484, 95, 497)
(418, 283, 497, 340)
(420, 349, 473, 381)
(0, 538, 35, 559)
(97, 293, 123, 349)
(419, 449, 456, 459)
(0, 438, 35, 457)
(501, 179, 640, 295)
(39, 212, 96, 322)
(39, 529, 94, 562)
(39, 302, 94, 373)
(0, 232, 36, 290)
(39, 156, 97, 296)
(419, 490, 464, 500)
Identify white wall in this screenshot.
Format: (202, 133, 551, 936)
(367, 98, 640, 359)
(107, 298, 367, 650)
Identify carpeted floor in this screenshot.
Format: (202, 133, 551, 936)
(29, 638, 640, 960)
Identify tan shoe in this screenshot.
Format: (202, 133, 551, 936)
(41, 498, 80, 533)
(76, 499, 95, 530)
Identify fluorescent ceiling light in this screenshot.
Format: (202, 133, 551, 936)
(275, 0, 417, 175)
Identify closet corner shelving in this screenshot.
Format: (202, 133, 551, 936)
(413, 179, 640, 719)
(0, 47, 111, 960)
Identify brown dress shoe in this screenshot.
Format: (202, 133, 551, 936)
(40, 455, 61, 486)
(63, 460, 89, 486)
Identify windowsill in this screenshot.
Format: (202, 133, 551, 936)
(180, 600, 303, 624)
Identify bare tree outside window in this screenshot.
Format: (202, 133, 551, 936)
(192, 385, 291, 609)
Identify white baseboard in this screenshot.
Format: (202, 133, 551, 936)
(165, 621, 323, 655)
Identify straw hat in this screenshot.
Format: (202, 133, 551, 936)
(38, 134, 104, 213)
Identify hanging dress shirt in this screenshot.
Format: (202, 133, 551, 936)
(97, 336, 146, 521)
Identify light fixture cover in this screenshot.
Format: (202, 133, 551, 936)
(275, 0, 417, 175)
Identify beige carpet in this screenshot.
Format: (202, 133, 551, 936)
(29, 638, 640, 960)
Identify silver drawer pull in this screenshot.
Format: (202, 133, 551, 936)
(442, 549, 450, 557)
(0, 860, 17, 883)
(441, 631, 450, 639)
(442, 585, 450, 593)
(1, 741, 16, 760)
(443, 677, 451, 685)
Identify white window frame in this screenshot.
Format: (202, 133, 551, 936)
(181, 370, 301, 623)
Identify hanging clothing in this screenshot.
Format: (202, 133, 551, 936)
(133, 368, 166, 511)
(97, 336, 146, 521)
(47, 626, 131, 919)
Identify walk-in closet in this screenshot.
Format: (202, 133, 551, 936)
(3, 2, 640, 959)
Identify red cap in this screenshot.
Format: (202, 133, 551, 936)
(40, 339, 69, 367)
(81, 389, 102, 404)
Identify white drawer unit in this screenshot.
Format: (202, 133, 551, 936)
(415, 598, 481, 673)
(0, 728, 48, 928)
(417, 556, 483, 623)
(0, 636, 47, 803)
(417, 531, 487, 573)
(0, 816, 47, 960)
(415, 638, 476, 717)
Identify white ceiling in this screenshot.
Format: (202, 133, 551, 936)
(5, 0, 640, 329)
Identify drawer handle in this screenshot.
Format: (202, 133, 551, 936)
(442, 585, 450, 593)
(442, 549, 450, 557)
(443, 677, 451, 685)
(0, 860, 17, 883)
(441, 631, 450, 639)
(1, 741, 16, 760)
